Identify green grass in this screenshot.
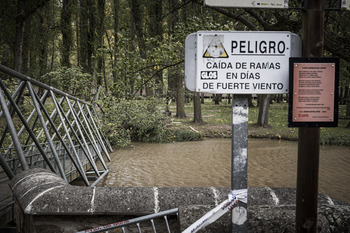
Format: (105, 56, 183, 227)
(168, 98, 350, 146)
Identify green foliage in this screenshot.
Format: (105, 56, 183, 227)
(165, 126, 203, 142)
(100, 96, 203, 147)
(41, 67, 93, 98)
(107, 11, 239, 100)
(110, 36, 148, 98)
(101, 97, 166, 147)
(340, 59, 350, 87)
(320, 135, 350, 146)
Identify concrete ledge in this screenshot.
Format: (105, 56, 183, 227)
(9, 168, 350, 233)
(178, 188, 350, 232)
(9, 169, 230, 216)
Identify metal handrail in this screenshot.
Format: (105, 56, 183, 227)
(0, 64, 90, 106)
(0, 65, 110, 182)
(77, 208, 179, 233)
(0, 64, 112, 224)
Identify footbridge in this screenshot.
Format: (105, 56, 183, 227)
(0, 65, 112, 228)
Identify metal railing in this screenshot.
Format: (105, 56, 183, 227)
(77, 208, 179, 233)
(0, 64, 112, 224)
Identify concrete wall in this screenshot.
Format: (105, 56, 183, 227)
(9, 168, 350, 233)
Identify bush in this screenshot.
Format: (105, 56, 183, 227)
(320, 135, 350, 146)
(100, 97, 203, 147)
(165, 126, 203, 142)
(101, 97, 167, 147)
(41, 67, 92, 98)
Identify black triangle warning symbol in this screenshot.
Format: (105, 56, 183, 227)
(203, 36, 229, 58)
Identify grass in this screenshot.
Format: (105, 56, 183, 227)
(167, 98, 350, 146)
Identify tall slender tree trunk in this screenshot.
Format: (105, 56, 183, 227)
(193, 92, 202, 123)
(147, 0, 163, 96)
(79, 0, 89, 73)
(201, 93, 205, 104)
(167, 0, 179, 103)
(131, 0, 150, 96)
(14, 2, 26, 72)
(169, 0, 186, 118)
(61, 0, 73, 68)
(79, 0, 95, 76)
(96, 0, 106, 91)
(14, 0, 49, 73)
(257, 94, 271, 127)
(87, 0, 94, 74)
(175, 71, 186, 118)
(111, 0, 119, 84)
(38, 7, 49, 76)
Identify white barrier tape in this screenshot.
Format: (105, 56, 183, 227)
(231, 189, 247, 204)
(182, 189, 247, 233)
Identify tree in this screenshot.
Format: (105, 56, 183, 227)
(111, 0, 119, 84)
(193, 92, 203, 123)
(61, 0, 73, 68)
(1, 0, 348, 122)
(78, 0, 90, 72)
(96, 0, 107, 90)
(256, 94, 270, 127)
(169, 0, 186, 118)
(26, 2, 52, 78)
(130, 0, 145, 96)
(13, 0, 50, 72)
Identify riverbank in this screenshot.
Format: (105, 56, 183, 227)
(167, 100, 350, 146)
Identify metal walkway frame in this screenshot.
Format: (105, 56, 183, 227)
(0, 64, 112, 187)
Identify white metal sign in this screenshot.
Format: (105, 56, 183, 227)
(341, 0, 350, 10)
(185, 31, 301, 94)
(204, 0, 288, 9)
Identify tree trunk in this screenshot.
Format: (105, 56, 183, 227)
(248, 95, 254, 107)
(257, 94, 271, 127)
(112, 0, 119, 84)
(175, 71, 186, 118)
(346, 97, 350, 117)
(79, 0, 89, 73)
(38, 6, 49, 76)
(132, 0, 149, 97)
(78, 0, 95, 75)
(193, 92, 203, 123)
(213, 94, 222, 105)
(346, 88, 350, 127)
(167, 0, 179, 102)
(14, 0, 49, 73)
(14, 5, 26, 72)
(87, 0, 94, 74)
(147, 0, 163, 96)
(61, 0, 73, 68)
(96, 0, 106, 91)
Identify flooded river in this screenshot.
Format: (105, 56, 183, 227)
(100, 138, 350, 203)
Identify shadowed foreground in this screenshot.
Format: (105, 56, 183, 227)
(8, 168, 350, 233)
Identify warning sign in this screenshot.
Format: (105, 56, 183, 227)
(342, 0, 350, 10)
(204, 0, 288, 9)
(202, 35, 229, 58)
(185, 31, 302, 94)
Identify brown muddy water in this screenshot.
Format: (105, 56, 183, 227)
(100, 138, 350, 203)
